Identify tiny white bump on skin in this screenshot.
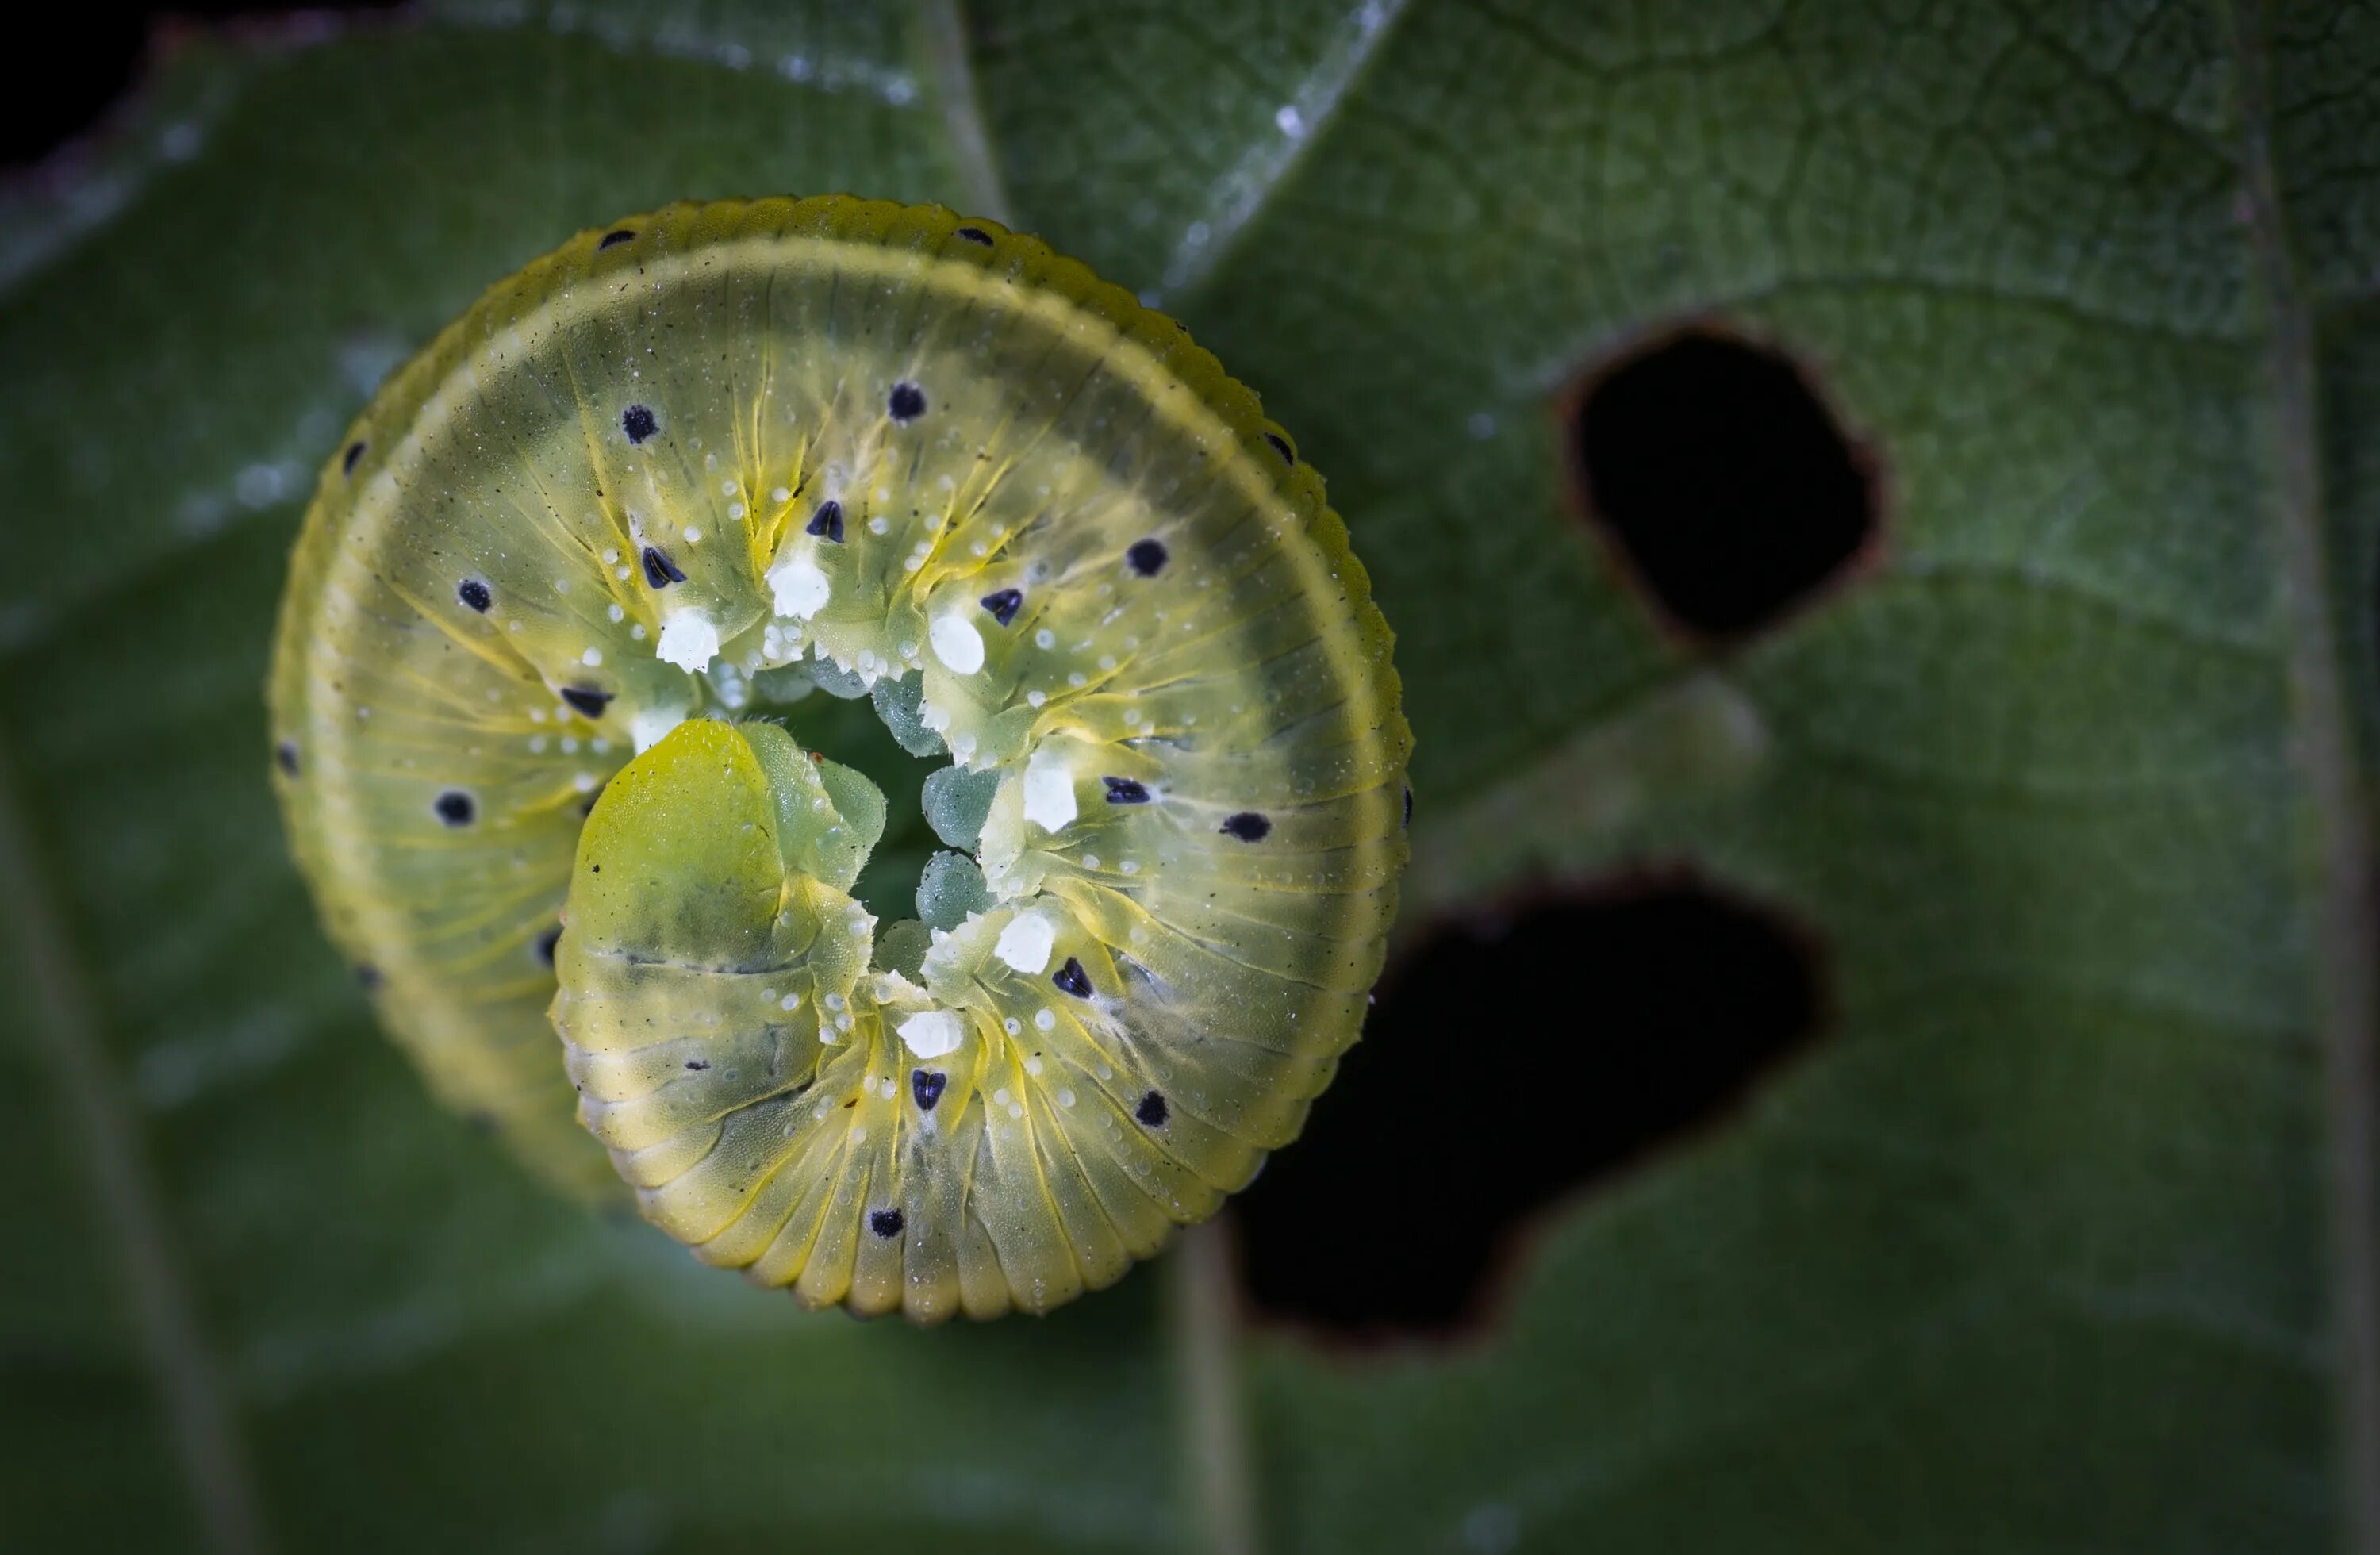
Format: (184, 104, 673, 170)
(852, 1125, 867, 1144)
(582, 647, 603, 666)
(1004, 1016, 1022, 1035)
(528, 736, 547, 754)
(1024, 1055, 1043, 1077)
(592, 738, 611, 754)
(608, 603, 625, 623)
(869, 516, 890, 535)
(657, 610, 720, 672)
(1058, 1088, 1077, 1108)
(531, 707, 547, 724)
(780, 991, 802, 1011)
(835, 1012, 854, 1032)
(721, 479, 739, 495)
(688, 524, 708, 540)
(993, 913, 1055, 974)
(1008, 1103, 1025, 1119)
(562, 738, 580, 754)
(574, 772, 597, 793)
(899, 1010, 962, 1058)
(603, 548, 620, 564)
(630, 705, 685, 753)
(631, 624, 648, 640)
(771, 486, 791, 504)
(1023, 747, 1077, 832)
(1027, 690, 1046, 708)
(1035, 1008, 1056, 1031)
(768, 553, 831, 618)
(825, 993, 845, 1011)
(929, 610, 985, 674)
(1035, 628, 1057, 650)
(993, 1088, 1012, 1106)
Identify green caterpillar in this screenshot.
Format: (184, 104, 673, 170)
(268, 196, 1410, 1319)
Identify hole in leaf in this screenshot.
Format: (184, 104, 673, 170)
(1235, 879, 1827, 1339)
(1570, 329, 1875, 639)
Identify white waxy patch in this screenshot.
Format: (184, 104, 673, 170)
(930, 612, 985, 674)
(656, 610, 720, 672)
(993, 913, 1055, 974)
(1023, 747, 1077, 833)
(768, 554, 831, 618)
(630, 705, 686, 754)
(898, 1009, 964, 1059)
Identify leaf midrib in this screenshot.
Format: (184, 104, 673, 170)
(0, 730, 271, 1554)
(2213, 6, 2373, 1548)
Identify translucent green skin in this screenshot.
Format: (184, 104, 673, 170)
(271, 196, 1409, 1317)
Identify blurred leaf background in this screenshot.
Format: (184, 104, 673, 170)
(2, 0, 2373, 1550)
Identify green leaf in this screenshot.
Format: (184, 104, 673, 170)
(1, 1, 2371, 1550)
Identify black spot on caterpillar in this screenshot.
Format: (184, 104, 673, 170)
(342, 440, 367, 475)
(640, 545, 685, 588)
(1221, 812, 1272, 842)
(267, 196, 1411, 1317)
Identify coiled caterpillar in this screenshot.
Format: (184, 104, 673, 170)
(268, 197, 1410, 1318)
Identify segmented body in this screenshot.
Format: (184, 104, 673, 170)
(270, 196, 1408, 1316)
